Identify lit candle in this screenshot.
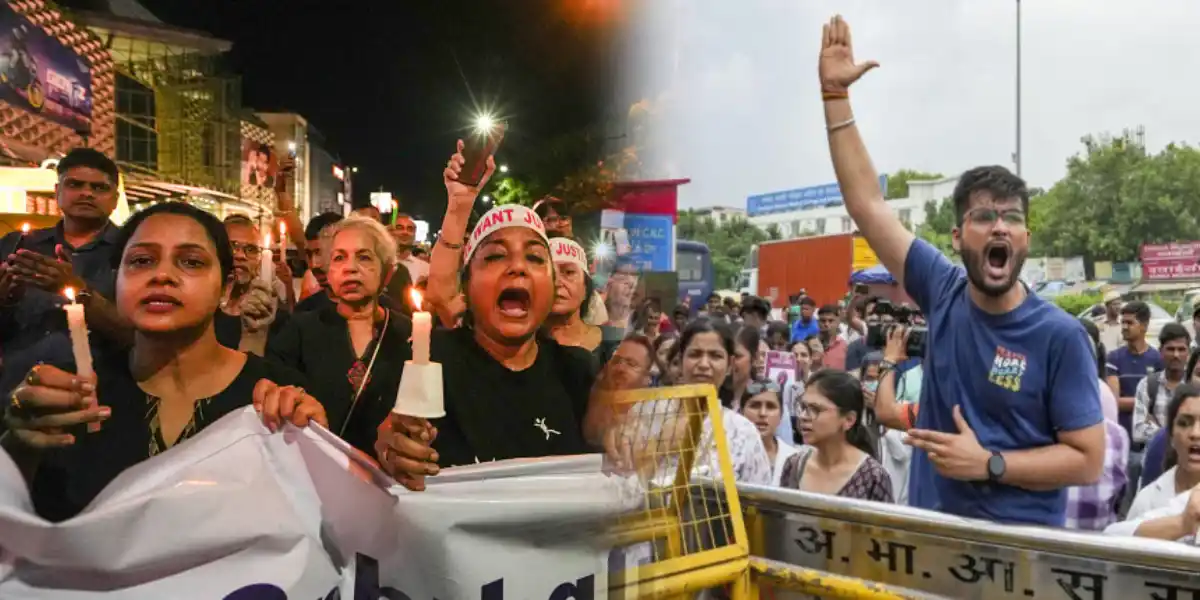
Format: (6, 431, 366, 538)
(393, 287, 443, 420)
(63, 287, 98, 431)
(20, 222, 29, 236)
(410, 288, 431, 364)
(278, 221, 287, 256)
(260, 232, 274, 283)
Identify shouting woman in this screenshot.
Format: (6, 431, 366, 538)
(2, 203, 324, 522)
(376, 142, 604, 490)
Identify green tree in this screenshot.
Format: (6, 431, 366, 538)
(764, 223, 783, 240)
(678, 210, 771, 288)
(1032, 133, 1200, 261)
(914, 197, 957, 255)
(886, 169, 945, 199)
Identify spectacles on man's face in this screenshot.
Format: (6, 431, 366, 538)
(230, 241, 262, 257)
(964, 207, 1027, 228)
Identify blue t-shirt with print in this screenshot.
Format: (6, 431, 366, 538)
(1106, 346, 1163, 436)
(904, 239, 1102, 526)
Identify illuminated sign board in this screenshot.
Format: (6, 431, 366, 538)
(332, 165, 344, 181)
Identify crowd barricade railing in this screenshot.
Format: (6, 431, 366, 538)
(733, 482, 1200, 600)
(603, 384, 923, 599)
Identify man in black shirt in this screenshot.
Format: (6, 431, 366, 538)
(0, 149, 130, 373)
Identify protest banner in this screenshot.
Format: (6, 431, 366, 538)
(0, 408, 638, 599)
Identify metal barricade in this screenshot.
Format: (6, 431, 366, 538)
(602, 383, 751, 598)
(736, 483, 1200, 600)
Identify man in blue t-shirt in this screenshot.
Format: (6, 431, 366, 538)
(1104, 300, 1163, 439)
(817, 15, 1105, 526)
(789, 296, 819, 343)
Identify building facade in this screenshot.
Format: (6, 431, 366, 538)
(691, 205, 746, 224)
(747, 176, 959, 239)
(256, 111, 310, 223)
(306, 124, 347, 218)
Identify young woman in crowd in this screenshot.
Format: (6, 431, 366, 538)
(726, 326, 759, 411)
(1117, 384, 1200, 531)
(789, 339, 812, 380)
(781, 370, 893, 503)
(1, 203, 323, 522)
(543, 237, 619, 363)
(650, 332, 677, 386)
(805, 335, 825, 373)
(663, 318, 771, 484)
(740, 382, 800, 486)
(375, 143, 604, 490)
(214, 215, 290, 355)
(267, 216, 414, 455)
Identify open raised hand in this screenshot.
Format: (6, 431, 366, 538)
(819, 15, 879, 95)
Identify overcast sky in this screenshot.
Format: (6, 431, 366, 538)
(624, 0, 1200, 210)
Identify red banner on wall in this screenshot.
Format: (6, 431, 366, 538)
(1141, 242, 1200, 281)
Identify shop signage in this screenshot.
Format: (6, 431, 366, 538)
(623, 213, 674, 272)
(1141, 241, 1200, 281)
(0, 4, 93, 132)
(747, 174, 888, 217)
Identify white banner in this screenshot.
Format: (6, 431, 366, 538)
(0, 408, 639, 599)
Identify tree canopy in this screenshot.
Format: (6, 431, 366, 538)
(678, 210, 775, 289)
(886, 169, 944, 200)
(1030, 134, 1200, 261)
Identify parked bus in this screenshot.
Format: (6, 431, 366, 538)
(677, 239, 713, 313)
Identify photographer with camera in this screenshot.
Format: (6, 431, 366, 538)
(821, 15, 1103, 524)
(869, 324, 924, 504)
(845, 297, 890, 371)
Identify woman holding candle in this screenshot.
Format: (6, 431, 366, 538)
(375, 142, 606, 487)
(267, 216, 414, 455)
(0, 202, 325, 522)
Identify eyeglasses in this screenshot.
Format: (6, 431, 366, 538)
(965, 207, 1027, 228)
(746, 381, 781, 395)
(795, 399, 829, 418)
(230, 241, 262, 257)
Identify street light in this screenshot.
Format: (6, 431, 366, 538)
(499, 165, 509, 173)
(352, 166, 359, 174)
(1015, 0, 1022, 177)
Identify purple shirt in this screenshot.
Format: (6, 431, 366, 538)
(1064, 420, 1129, 531)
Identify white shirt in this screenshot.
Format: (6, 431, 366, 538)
(627, 402, 772, 486)
(771, 438, 802, 486)
(878, 429, 912, 505)
(397, 254, 429, 284)
(1105, 468, 1195, 541)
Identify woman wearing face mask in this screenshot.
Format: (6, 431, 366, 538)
(1107, 384, 1200, 540)
(781, 370, 893, 503)
(375, 143, 603, 489)
(740, 383, 799, 486)
(214, 215, 290, 356)
(1, 203, 324, 522)
(267, 217, 414, 455)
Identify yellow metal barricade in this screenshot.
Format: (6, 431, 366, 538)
(604, 384, 928, 599)
(603, 383, 751, 599)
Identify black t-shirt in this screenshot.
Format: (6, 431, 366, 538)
(430, 327, 597, 467)
(24, 346, 305, 522)
(266, 306, 413, 454)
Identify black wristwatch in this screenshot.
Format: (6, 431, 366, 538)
(986, 451, 1006, 482)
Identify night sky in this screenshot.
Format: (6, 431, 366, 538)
(133, 0, 623, 223)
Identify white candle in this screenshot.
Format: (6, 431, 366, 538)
(278, 222, 287, 256)
(410, 289, 431, 364)
(260, 232, 273, 283)
(63, 287, 97, 431)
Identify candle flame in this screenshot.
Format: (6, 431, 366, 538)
(63, 286, 76, 302)
(20, 222, 30, 234)
(409, 288, 423, 311)
(263, 233, 271, 248)
(279, 222, 286, 236)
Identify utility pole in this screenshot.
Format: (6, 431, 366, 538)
(1015, 0, 1023, 178)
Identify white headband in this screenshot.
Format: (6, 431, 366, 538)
(549, 237, 587, 268)
(463, 204, 548, 265)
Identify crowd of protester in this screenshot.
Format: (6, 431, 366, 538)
(2, 15, 1200, 554)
